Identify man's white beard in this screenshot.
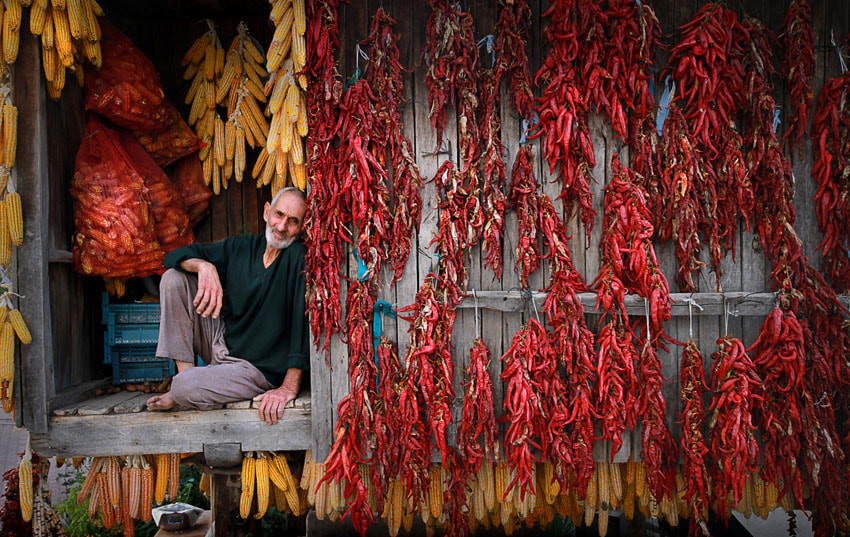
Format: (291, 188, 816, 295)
(266, 224, 295, 250)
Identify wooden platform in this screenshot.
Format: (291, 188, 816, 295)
(30, 391, 312, 457)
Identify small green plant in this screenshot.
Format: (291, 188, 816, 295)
(54, 466, 119, 537)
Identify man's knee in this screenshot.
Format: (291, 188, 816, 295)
(160, 268, 191, 296)
(169, 371, 192, 407)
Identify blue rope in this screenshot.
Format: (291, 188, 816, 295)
(372, 300, 396, 393)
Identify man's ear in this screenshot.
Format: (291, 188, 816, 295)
(262, 201, 270, 222)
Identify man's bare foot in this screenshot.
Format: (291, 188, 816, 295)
(147, 391, 177, 410)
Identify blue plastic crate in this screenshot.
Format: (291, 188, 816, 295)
(112, 359, 175, 385)
(102, 292, 160, 324)
(103, 341, 161, 364)
(106, 321, 159, 345)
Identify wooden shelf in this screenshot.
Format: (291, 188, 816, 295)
(31, 392, 312, 457)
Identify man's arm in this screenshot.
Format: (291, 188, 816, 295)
(179, 258, 224, 319)
(253, 368, 303, 425)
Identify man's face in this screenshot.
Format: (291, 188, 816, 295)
(264, 192, 306, 250)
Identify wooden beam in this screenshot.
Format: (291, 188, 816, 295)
(456, 290, 850, 316)
(47, 249, 73, 263)
(14, 31, 55, 433)
(31, 402, 313, 457)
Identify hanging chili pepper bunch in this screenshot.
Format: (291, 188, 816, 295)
(335, 79, 393, 282)
(811, 66, 850, 293)
(431, 162, 484, 311)
(532, 0, 595, 236)
(747, 306, 807, 509)
(422, 0, 481, 162)
(679, 341, 711, 536)
(781, 0, 815, 157)
(660, 3, 751, 290)
(304, 0, 345, 358)
(478, 67, 507, 280)
(636, 338, 678, 506)
(593, 156, 675, 489)
(707, 336, 761, 522)
(500, 318, 553, 502)
(581, 0, 661, 143)
(656, 107, 708, 292)
(507, 146, 541, 288)
(362, 8, 423, 286)
(398, 275, 455, 472)
(493, 0, 534, 122)
(394, 281, 436, 507)
(626, 0, 663, 196)
(445, 337, 498, 537)
(369, 336, 405, 517)
(457, 338, 498, 475)
(596, 157, 671, 333)
(538, 193, 597, 494)
(667, 3, 747, 155)
(320, 280, 378, 536)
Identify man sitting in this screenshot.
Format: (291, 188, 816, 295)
(146, 187, 308, 425)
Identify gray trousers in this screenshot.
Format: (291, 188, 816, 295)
(156, 269, 274, 410)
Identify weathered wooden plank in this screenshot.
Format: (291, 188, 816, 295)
(112, 393, 154, 414)
(33, 401, 312, 457)
(75, 391, 142, 416)
(391, 0, 418, 365)
(48, 378, 112, 415)
(15, 32, 56, 433)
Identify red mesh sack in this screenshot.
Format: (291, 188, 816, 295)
(132, 100, 203, 167)
(117, 130, 195, 253)
(84, 20, 168, 131)
(72, 117, 164, 278)
(169, 155, 211, 228)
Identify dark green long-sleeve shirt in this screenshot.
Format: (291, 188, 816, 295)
(163, 235, 309, 386)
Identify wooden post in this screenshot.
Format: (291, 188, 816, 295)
(13, 32, 55, 432)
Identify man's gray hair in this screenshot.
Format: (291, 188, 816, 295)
(270, 187, 307, 208)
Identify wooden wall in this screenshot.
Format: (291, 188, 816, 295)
(29, 0, 849, 450)
(308, 0, 850, 462)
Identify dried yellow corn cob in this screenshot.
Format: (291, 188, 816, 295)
(19, 456, 33, 522)
(30, 3, 48, 35)
(9, 309, 32, 345)
(106, 456, 121, 509)
(597, 461, 609, 510)
(6, 193, 21, 247)
(623, 483, 636, 520)
(154, 454, 168, 503)
(429, 465, 444, 519)
(0, 322, 12, 382)
(3, 105, 16, 171)
(168, 453, 179, 501)
(67, 0, 85, 39)
(273, 454, 300, 515)
(254, 454, 270, 518)
(53, 8, 73, 66)
(240, 454, 256, 519)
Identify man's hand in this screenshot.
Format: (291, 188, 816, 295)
(254, 368, 303, 425)
(192, 261, 223, 318)
(254, 386, 296, 425)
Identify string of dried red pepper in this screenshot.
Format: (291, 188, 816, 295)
(781, 0, 815, 158)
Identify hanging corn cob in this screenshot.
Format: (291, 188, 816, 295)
(260, 0, 308, 192)
(29, 0, 103, 97)
(18, 434, 33, 522)
(219, 22, 268, 185)
(182, 20, 226, 194)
